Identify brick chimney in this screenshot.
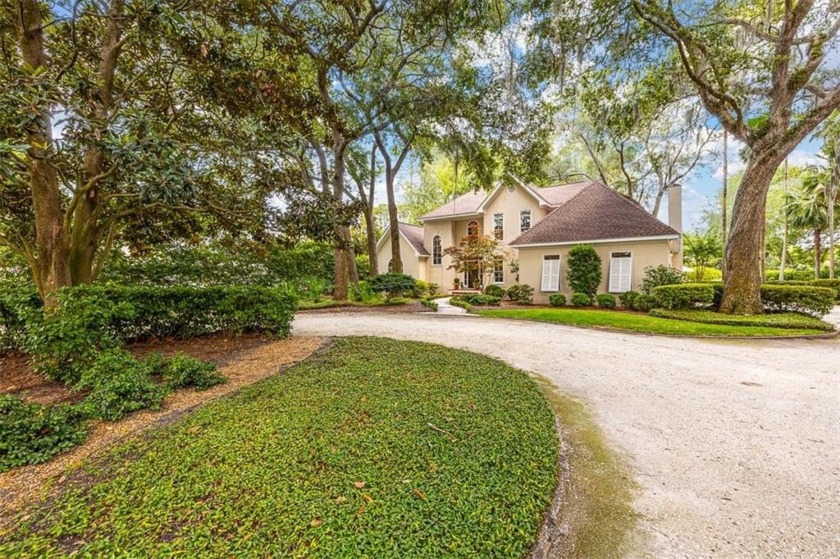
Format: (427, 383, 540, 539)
(668, 184, 682, 233)
(668, 184, 683, 269)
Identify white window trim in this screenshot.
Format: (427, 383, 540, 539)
(432, 235, 442, 266)
(520, 210, 532, 233)
(541, 255, 561, 292)
(493, 212, 504, 240)
(493, 258, 504, 284)
(608, 251, 633, 293)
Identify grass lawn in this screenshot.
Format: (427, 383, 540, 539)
(0, 338, 559, 558)
(477, 308, 830, 337)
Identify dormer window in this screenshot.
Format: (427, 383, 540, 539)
(520, 210, 531, 232)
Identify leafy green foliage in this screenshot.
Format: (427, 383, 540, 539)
(483, 284, 506, 298)
(684, 232, 722, 282)
(368, 273, 416, 301)
(571, 292, 591, 307)
(477, 309, 826, 337)
(149, 353, 225, 391)
(411, 280, 439, 299)
(419, 298, 439, 311)
(0, 284, 41, 355)
(567, 245, 602, 297)
(76, 350, 169, 422)
(618, 291, 639, 309)
(506, 284, 535, 304)
(0, 339, 559, 557)
(652, 284, 715, 310)
(549, 293, 567, 307)
(648, 309, 834, 332)
(631, 294, 657, 312)
(453, 294, 501, 306)
(0, 396, 88, 473)
(640, 265, 684, 295)
(760, 285, 835, 317)
(809, 280, 840, 302)
(596, 293, 616, 309)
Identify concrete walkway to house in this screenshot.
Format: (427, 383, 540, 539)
(431, 297, 468, 315)
(294, 311, 840, 558)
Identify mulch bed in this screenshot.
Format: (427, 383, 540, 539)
(0, 335, 323, 525)
(0, 334, 279, 406)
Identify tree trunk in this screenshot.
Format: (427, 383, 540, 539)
(362, 205, 379, 277)
(15, 0, 71, 305)
(651, 188, 665, 218)
(721, 129, 728, 280)
(779, 159, 788, 280)
(814, 229, 822, 279)
(719, 154, 781, 314)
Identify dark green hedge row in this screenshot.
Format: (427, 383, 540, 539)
(648, 309, 834, 332)
(652, 283, 715, 310)
(760, 285, 835, 317)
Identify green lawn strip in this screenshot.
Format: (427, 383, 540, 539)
(0, 338, 558, 558)
(649, 309, 834, 331)
(477, 308, 827, 337)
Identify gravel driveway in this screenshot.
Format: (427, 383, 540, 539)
(294, 312, 840, 558)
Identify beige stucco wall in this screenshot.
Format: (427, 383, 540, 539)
(376, 234, 427, 281)
(517, 240, 674, 304)
(481, 183, 550, 244)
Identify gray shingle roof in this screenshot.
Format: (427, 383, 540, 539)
(420, 191, 487, 220)
(398, 223, 429, 256)
(509, 182, 679, 246)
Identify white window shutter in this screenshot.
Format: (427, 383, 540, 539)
(609, 253, 632, 292)
(541, 256, 560, 291)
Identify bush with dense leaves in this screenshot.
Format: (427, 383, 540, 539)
(567, 245, 602, 297)
(420, 298, 439, 311)
(455, 294, 501, 306)
(652, 284, 715, 310)
(648, 309, 834, 331)
(369, 273, 416, 300)
(640, 265, 684, 295)
(76, 349, 169, 422)
(506, 284, 534, 304)
(548, 293, 566, 307)
(149, 353, 225, 391)
(618, 291, 639, 309)
(632, 294, 657, 312)
(0, 285, 42, 356)
(760, 285, 835, 317)
(596, 293, 617, 309)
(810, 279, 840, 301)
(571, 292, 591, 307)
(483, 284, 506, 298)
(0, 395, 88, 472)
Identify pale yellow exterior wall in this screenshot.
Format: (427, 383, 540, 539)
(517, 240, 674, 304)
(376, 234, 428, 281)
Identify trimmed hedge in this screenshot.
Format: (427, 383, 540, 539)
(596, 293, 617, 309)
(618, 290, 639, 309)
(548, 293, 566, 307)
(632, 294, 657, 312)
(506, 284, 534, 304)
(649, 309, 835, 332)
(571, 292, 591, 307)
(483, 284, 506, 298)
(652, 283, 715, 310)
(760, 285, 835, 317)
(454, 294, 501, 306)
(810, 279, 840, 301)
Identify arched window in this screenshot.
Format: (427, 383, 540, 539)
(467, 220, 479, 237)
(432, 235, 442, 265)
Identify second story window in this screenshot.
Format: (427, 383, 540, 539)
(520, 210, 531, 232)
(493, 213, 504, 240)
(432, 235, 442, 265)
(467, 220, 479, 237)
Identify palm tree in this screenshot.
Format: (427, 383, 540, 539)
(783, 170, 833, 279)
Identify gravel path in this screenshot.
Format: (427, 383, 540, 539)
(294, 312, 840, 558)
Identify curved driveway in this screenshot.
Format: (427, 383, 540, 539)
(294, 312, 840, 558)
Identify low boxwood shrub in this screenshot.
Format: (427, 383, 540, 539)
(652, 283, 715, 310)
(811, 279, 840, 301)
(596, 293, 617, 309)
(548, 293, 566, 307)
(648, 309, 834, 332)
(459, 294, 501, 306)
(571, 292, 591, 307)
(506, 284, 534, 304)
(632, 293, 657, 312)
(449, 297, 473, 312)
(0, 286, 41, 355)
(760, 284, 835, 317)
(369, 273, 415, 301)
(76, 349, 169, 421)
(0, 395, 88, 472)
(641, 265, 684, 295)
(420, 298, 439, 311)
(150, 353, 225, 391)
(618, 291, 639, 309)
(483, 284, 506, 298)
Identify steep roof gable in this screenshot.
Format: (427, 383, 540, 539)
(510, 182, 679, 246)
(376, 222, 429, 256)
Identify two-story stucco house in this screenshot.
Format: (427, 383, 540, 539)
(376, 175, 683, 304)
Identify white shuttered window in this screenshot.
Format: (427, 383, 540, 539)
(541, 255, 561, 292)
(609, 252, 633, 292)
